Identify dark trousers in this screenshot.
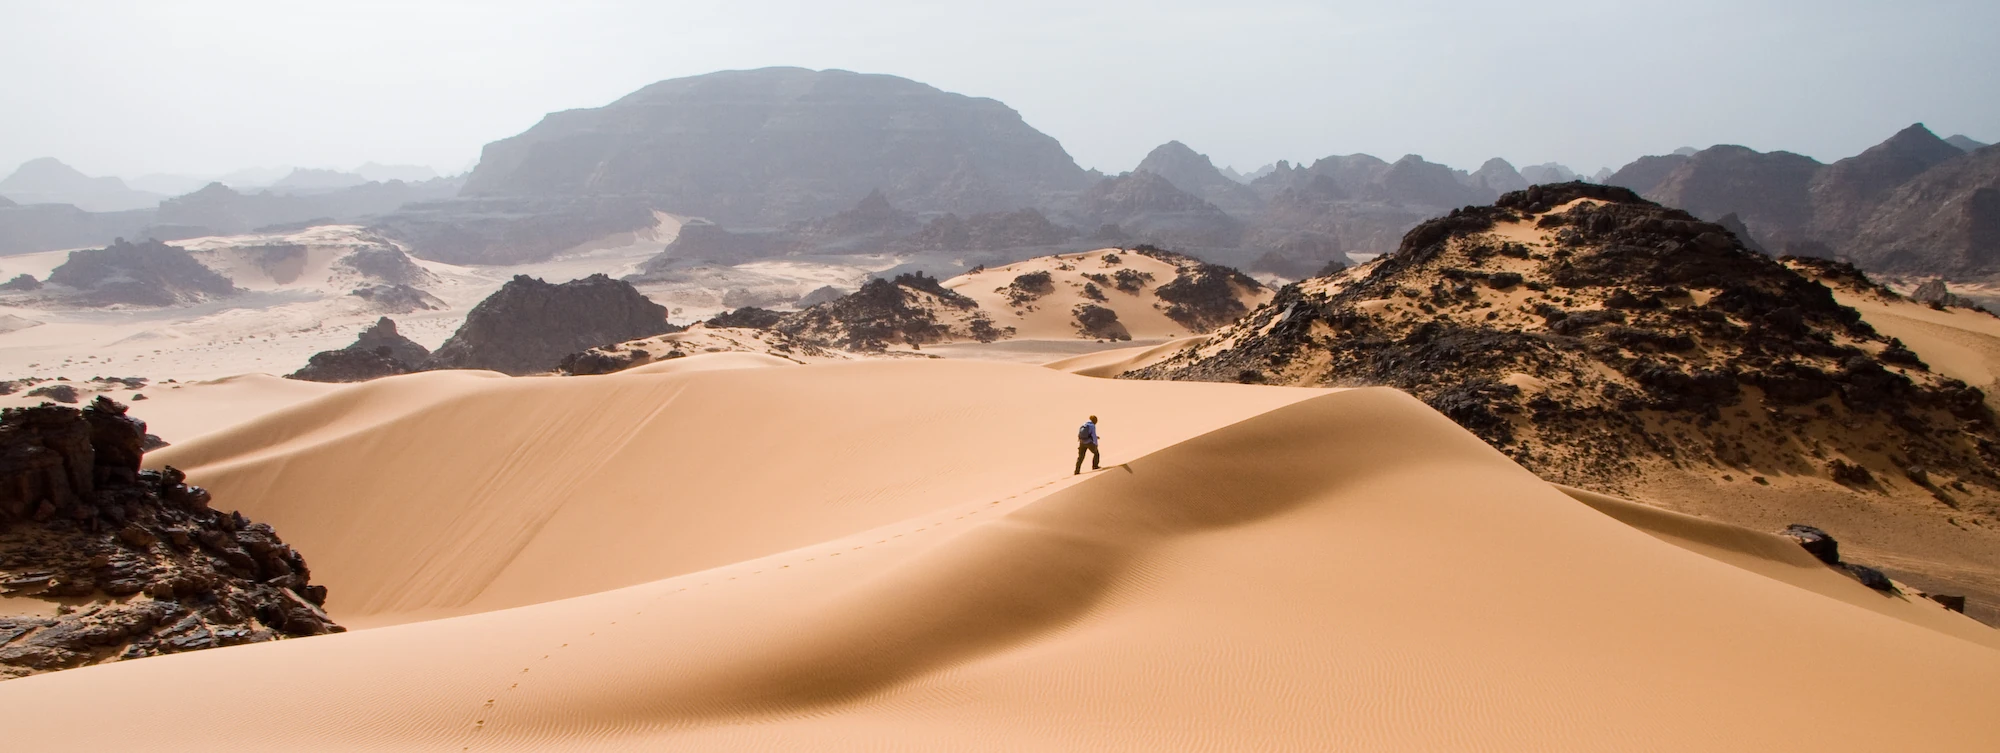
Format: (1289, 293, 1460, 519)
(1075, 442, 1100, 473)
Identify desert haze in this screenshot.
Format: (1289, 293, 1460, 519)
(3, 4, 1999, 751)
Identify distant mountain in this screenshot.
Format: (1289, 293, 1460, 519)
(354, 163, 440, 183)
(462, 67, 1092, 226)
(1604, 154, 1691, 196)
(0, 158, 163, 212)
(0, 204, 161, 257)
(1077, 171, 1243, 249)
(158, 179, 460, 236)
(1644, 144, 1822, 250)
(269, 168, 369, 192)
(1377, 154, 1496, 207)
(128, 174, 214, 196)
(1591, 167, 1614, 183)
(1845, 145, 2000, 274)
(1807, 123, 1966, 241)
(1518, 162, 1579, 185)
(1467, 158, 1529, 194)
(1672, 146, 1701, 156)
(1132, 141, 1260, 212)
(1598, 124, 1996, 276)
(1946, 135, 1989, 152)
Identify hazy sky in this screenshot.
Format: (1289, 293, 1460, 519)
(3, 0, 1995, 181)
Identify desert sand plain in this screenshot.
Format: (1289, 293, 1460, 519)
(0, 346, 1994, 750)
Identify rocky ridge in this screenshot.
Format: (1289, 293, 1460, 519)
(0, 398, 339, 680)
(1132, 183, 2000, 512)
(39, 238, 238, 307)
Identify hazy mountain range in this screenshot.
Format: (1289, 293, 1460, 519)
(2, 67, 1993, 280)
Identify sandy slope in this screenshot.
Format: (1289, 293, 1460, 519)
(1, 360, 1995, 751)
(944, 249, 1269, 340)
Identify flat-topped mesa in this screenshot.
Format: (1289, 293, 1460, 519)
(1132, 182, 2000, 502)
(0, 397, 340, 680)
(424, 274, 679, 375)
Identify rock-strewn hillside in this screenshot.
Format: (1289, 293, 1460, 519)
(768, 273, 1003, 352)
(424, 274, 679, 375)
(462, 67, 1091, 226)
(1133, 183, 2000, 502)
(0, 398, 339, 680)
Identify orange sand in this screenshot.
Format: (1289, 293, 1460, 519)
(0, 358, 1993, 751)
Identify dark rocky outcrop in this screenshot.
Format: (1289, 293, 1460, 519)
(286, 318, 432, 383)
(0, 398, 339, 680)
(706, 307, 786, 330)
(1072, 304, 1131, 341)
(1133, 183, 2000, 504)
(44, 238, 238, 307)
(773, 273, 1002, 351)
(462, 67, 1091, 226)
(0, 274, 40, 292)
(424, 275, 678, 375)
(333, 245, 435, 287)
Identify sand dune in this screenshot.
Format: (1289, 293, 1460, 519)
(2, 360, 1995, 750)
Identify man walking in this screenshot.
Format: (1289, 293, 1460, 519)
(1075, 415, 1101, 474)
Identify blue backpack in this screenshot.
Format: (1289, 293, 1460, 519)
(1077, 423, 1093, 443)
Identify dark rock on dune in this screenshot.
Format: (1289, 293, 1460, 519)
(287, 318, 432, 383)
(0, 399, 338, 680)
(1782, 524, 1841, 565)
(1072, 304, 1131, 341)
(0, 274, 40, 291)
(1845, 563, 1898, 592)
(1131, 245, 1267, 332)
(349, 317, 431, 365)
(45, 238, 237, 307)
(706, 307, 785, 329)
(462, 67, 1091, 226)
(425, 274, 678, 375)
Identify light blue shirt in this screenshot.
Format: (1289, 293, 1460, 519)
(1080, 421, 1099, 445)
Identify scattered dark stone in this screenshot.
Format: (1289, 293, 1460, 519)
(1828, 459, 1875, 486)
(706, 307, 784, 329)
(25, 384, 79, 404)
(1844, 563, 1898, 592)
